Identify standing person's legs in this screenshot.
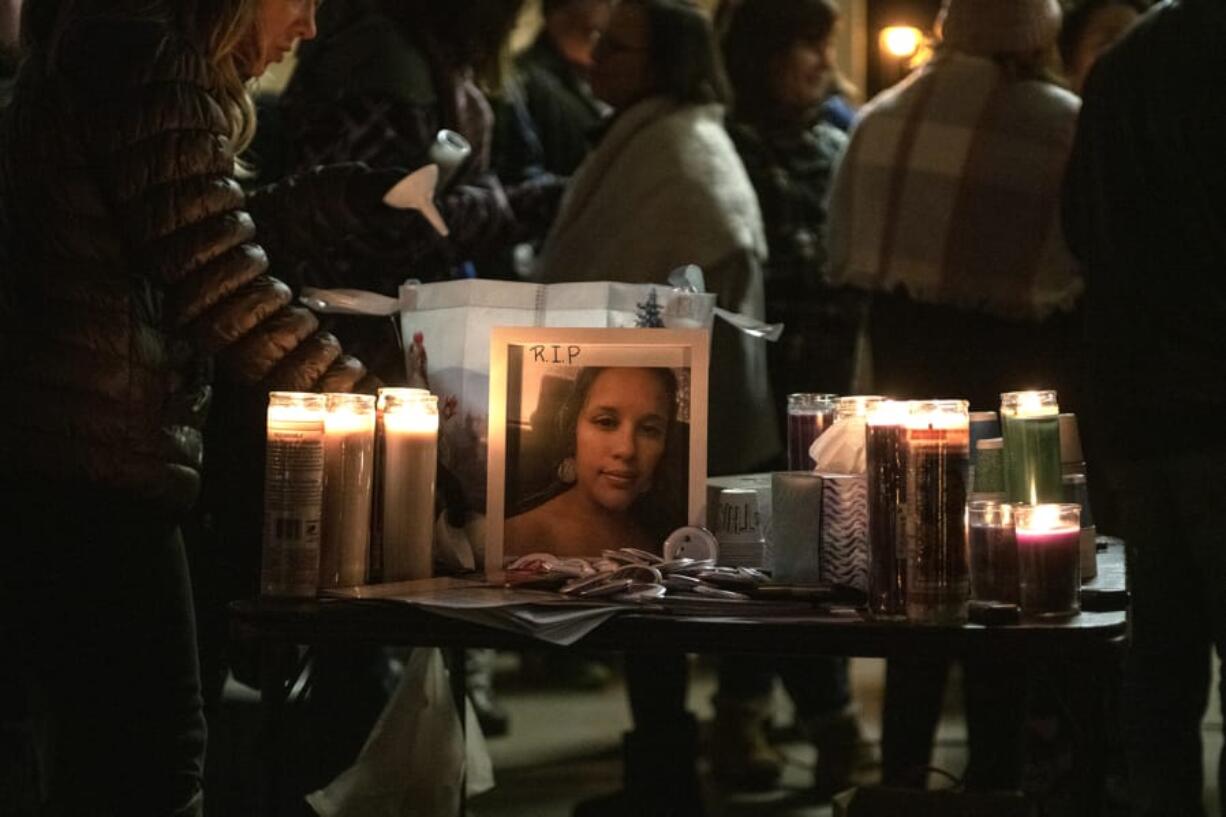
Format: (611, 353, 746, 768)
(575, 652, 702, 817)
(711, 658, 783, 789)
(881, 656, 951, 787)
(7, 490, 206, 817)
(962, 656, 1026, 790)
(779, 655, 865, 796)
(1118, 452, 1217, 817)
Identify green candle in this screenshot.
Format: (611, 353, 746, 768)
(1000, 390, 1063, 504)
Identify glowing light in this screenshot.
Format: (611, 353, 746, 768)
(879, 26, 923, 59)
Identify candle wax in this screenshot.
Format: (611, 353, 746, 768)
(381, 423, 438, 582)
(320, 419, 375, 588)
(1017, 526, 1080, 617)
(969, 522, 1019, 604)
(787, 408, 836, 471)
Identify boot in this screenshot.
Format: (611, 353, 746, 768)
(710, 694, 784, 791)
(574, 714, 705, 817)
(806, 706, 869, 801)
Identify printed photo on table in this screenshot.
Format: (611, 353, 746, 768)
(486, 327, 710, 572)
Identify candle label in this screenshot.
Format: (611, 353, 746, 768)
(262, 421, 324, 596)
(867, 424, 907, 617)
(904, 429, 970, 624)
(1001, 414, 1063, 504)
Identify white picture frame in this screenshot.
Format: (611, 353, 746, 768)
(486, 327, 710, 574)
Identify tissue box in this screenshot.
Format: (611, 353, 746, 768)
(819, 474, 869, 593)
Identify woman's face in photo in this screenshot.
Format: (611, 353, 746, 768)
(574, 368, 671, 513)
(243, 0, 318, 78)
(771, 33, 834, 111)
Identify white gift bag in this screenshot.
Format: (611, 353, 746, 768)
(306, 647, 494, 817)
(301, 275, 781, 569)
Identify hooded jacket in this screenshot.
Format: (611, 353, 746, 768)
(0, 16, 362, 511)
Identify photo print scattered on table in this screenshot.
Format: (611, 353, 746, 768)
(486, 327, 710, 573)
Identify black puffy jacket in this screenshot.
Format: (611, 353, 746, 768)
(0, 18, 363, 511)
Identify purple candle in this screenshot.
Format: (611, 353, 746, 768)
(968, 500, 1018, 605)
(787, 393, 837, 471)
(866, 401, 909, 618)
(1015, 503, 1082, 618)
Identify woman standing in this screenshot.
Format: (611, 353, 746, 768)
(0, 1, 365, 812)
(536, 0, 778, 479)
(713, 0, 864, 797)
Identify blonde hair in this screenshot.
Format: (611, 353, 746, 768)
(23, 0, 261, 155)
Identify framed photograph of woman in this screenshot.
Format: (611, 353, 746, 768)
(486, 327, 710, 573)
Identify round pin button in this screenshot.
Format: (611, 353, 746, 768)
(663, 526, 720, 563)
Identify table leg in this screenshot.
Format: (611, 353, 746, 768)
(258, 643, 313, 817)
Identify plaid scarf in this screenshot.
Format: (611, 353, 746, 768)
(828, 53, 1082, 320)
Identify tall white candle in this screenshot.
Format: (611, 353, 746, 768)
(262, 392, 326, 597)
(380, 391, 438, 582)
(320, 393, 376, 588)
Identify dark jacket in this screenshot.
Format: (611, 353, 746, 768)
(728, 116, 863, 397)
(514, 33, 606, 177)
(1063, 0, 1226, 458)
(279, 0, 564, 285)
(0, 17, 362, 511)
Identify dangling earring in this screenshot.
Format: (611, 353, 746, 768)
(557, 456, 577, 484)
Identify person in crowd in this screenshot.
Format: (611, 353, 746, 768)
(0, 0, 18, 105)
(709, 0, 864, 797)
(1058, 0, 1146, 95)
(279, 0, 563, 300)
(533, 2, 773, 814)
(0, 0, 409, 811)
(1063, 1, 1226, 813)
(537, 0, 777, 479)
(505, 366, 683, 556)
(514, 0, 611, 177)
(273, 0, 569, 745)
(828, 0, 1082, 413)
(826, 0, 1081, 791)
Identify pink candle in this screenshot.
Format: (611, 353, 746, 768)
(1015, 503, 1082, 618)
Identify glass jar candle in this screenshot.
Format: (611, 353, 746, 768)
(1000, 390, 1062, 504)
(380, 389, 438, 582)
(1015, 503, 1082, 618)
(866, 400, 909, 618)
(903, 400, 971, 624)
(787, 393, 838, 471)
(835, 395, 885, 421)
(262, 392, 326, 597)
(320, 393, 376, 588)
(968, 500, 1019, 605)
